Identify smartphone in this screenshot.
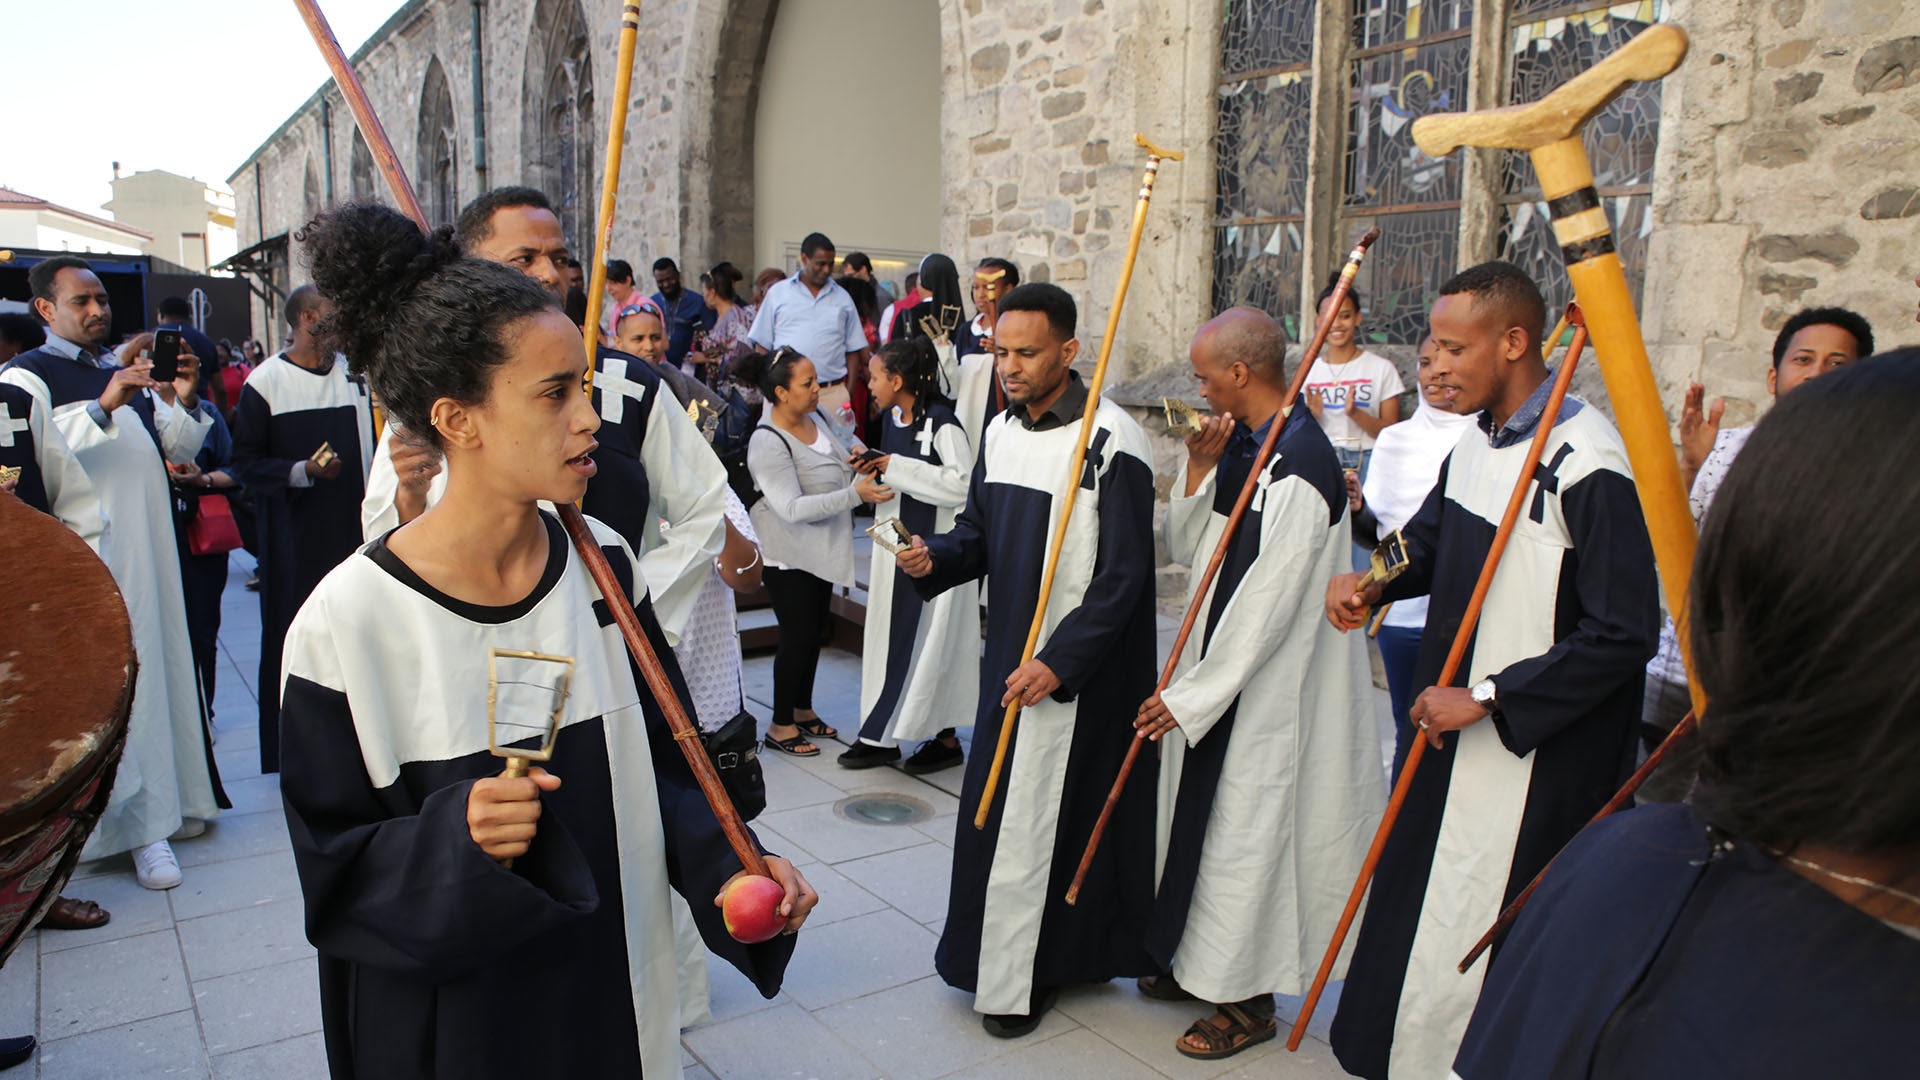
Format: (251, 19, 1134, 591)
(149, 328, 182, 383)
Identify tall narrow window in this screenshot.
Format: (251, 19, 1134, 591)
(530, 0, 595, 253)
(1212, 1, 1317, 338)
(418, 60, 458, 228)
(349, 129, 376, 203)
(1340, 0, 1473, 345)
(1498, 1, 1667, 319)
(303, 158, 321, 225)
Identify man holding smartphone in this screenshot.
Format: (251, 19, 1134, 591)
(1, 255, 228, 891)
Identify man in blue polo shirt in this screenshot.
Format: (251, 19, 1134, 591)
(747, 232, 870, 439)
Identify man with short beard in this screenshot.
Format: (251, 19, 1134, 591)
(358, 187, 726, 643)
(1323, 261, 1659, 1079)
(2, 256, 228, 890)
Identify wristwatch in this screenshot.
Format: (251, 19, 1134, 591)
(1470, 678, 1501, 719)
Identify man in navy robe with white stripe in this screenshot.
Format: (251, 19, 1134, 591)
(1323, 261, 1659, 1079)
(897, 282, 1159, 1038)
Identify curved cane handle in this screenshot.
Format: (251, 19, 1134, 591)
(1413, 24, 1687, 155)
(1134, 133, 1186, 161)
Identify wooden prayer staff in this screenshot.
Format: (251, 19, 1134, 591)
(1413, 23, 1704, 717)
(579, 0, 643, 394)
(1458, 708, 1697, 972)
(976, 265, 1010, 411)
(1286, 307, 1590, 1051)
(972, 133, 1184, 830)
(1062, 226, 1379, 903)
(289, 0, 770, 881)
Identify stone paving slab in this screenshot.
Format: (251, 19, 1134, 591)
(0, 555, 1367, 1078)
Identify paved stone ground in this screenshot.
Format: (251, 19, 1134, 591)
(0, 552, 1386, 1079)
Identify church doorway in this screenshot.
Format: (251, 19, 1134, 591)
(746, 0, 942, 298)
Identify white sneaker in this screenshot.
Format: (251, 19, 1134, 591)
(169, 819, 207, 841)
(133, 840, 182, 890)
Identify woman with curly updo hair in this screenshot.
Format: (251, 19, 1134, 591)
(278, 203, 815, 1080)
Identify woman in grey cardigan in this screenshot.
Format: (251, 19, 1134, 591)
(744, 347, 891, 756)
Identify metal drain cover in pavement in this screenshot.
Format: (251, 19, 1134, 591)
(835, 793, 934, 826)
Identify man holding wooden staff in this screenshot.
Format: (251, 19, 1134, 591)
(1321, 261, 1659, 1079)
(895, 282, 1160, 1038)
(1134, 307, 1385, 1061)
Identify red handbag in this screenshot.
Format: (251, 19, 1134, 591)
(187, 494, 243, 555)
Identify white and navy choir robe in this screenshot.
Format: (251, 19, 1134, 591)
(1451, 803, 1920, 1080)
(360, 345, 725, 644)
(280, 512, 793, 1080)
(913, 373, 1160, 1015)
(1152, 405, 1386, 1005)
(2, 341, 228, 856)
(1328, 382, 1659, 1080)
(232, 353, 374, 774)
(0, 380, 104, 545)
(855, 402, 979, 748)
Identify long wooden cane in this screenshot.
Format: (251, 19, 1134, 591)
(1457, 708, 1696, 972)
(975, 265, 1009, 412)
(578, 0, 643, 392)
(1062, 227, 1378, 904)
(290, 0, 769, 882)
(971, 134, 1184, 830)
(1413, 23, 1703, 717)
(1286, 308, 1590, 1051)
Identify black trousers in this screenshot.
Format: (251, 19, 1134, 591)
(762, 566, 833, 725)
(181, 552, 230, 713)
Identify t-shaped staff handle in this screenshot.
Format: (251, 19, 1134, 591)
(1414, 23, 1686, 155)
(1413, 20, 1705, 715)
(1133, 133, 1186, 162)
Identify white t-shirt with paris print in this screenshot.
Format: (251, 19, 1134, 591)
(1301, 349, 1406, 450)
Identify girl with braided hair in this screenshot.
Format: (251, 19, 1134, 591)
(840, 336, 978, 773)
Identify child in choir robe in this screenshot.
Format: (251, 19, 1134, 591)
(282, 204, 813, 1080)
(897, 283, 1160, 1037)
(1138, 308, 1385, 1061)
(1324, 262, 1659, 1079)
(1455, 351, 1920, 1079)
(840, 336, 977, 774)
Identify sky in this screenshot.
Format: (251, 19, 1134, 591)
(3, 0, 406, 215)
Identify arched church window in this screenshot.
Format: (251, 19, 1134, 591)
(1498, 0, 1668, 319)
(303, 157, 321, 225)
(1212, 0, 1317, 338)
(349, 129, 377, 203)
(418, 60, 458, 227)
(529, 0, 595, 252)
(1340, 0, 1474, 346)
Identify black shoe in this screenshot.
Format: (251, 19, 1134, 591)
(981, 986, 1059, 1039)
(901, 738, 963, 775)
(837, 742, 901, 769)
(0, 1036, 34, 1071)
(244, 573, 261, 592)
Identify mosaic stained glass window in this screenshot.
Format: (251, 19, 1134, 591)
(1498, 1, 1666, 317)
(1342, 0, 1472, 345)
(1213, 1, 1315, 332)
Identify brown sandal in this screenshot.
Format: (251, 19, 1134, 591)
(41, 896, 111, 931)
(1174, 1002, 1276, 1061)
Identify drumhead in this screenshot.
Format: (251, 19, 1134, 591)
(0, 494, 135, 840)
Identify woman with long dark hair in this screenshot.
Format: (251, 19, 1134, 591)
(280, 204, 811, 1078)
(841, 336, 978, 773)
(1453, 350, 1920, 1078)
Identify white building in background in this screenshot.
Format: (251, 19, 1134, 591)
(0, 187, 152, 256)
(104, 168, 239, 273)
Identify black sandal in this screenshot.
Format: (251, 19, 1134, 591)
(794, 717, 839, 740)
(1136, 974, 1197, 1002)
(762, 732, 819, 757)
(1173, 1002, 1276, 1060)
